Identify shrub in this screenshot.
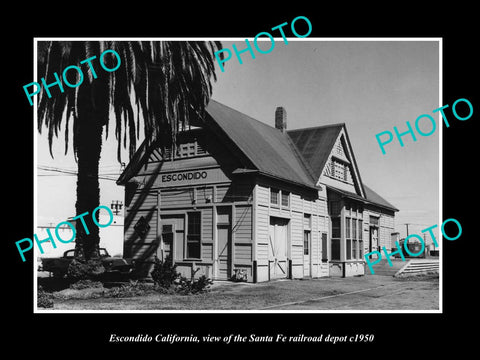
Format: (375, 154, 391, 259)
(231, 269, 248, 282)
(37, 285, 54, 308)
(69, 279, 104, 290)
(103, 280, 151, 298)
(150, 256, 180, 289)
(177, 275, 213, 295)
(66, 259, 105, 281)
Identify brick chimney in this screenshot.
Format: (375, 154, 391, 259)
(275, 106, 287, 133)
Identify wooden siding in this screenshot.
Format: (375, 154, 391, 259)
(160, 188, 193, 208)
(235, 243, 252, 263)
(216, 182, 253, 203)
(256, 205, 270, 264)
(291, 193, 303, 212)
(202, 243, 213, 261)
(256, 185, 270, 205)
(202, 207, 213, 241)
(290, 212, 303, 264)
(127, 191, 157, 211)
(234, 205, 252, 242)
(124, 207, 158, 261)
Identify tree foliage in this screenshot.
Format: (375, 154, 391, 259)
(37, 40, 223, 162)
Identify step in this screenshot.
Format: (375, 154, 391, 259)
(395, 259, 439, 277)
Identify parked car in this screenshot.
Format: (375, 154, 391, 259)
(41, 248, 135, 278)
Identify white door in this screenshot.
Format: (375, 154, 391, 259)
(268, 217, 289, 279)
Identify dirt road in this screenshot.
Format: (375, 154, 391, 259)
(49, 274, 439, 311)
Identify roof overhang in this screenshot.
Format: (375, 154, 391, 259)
(327, 185, 399, 212)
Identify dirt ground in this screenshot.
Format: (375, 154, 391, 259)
(45, 274, 439, 311)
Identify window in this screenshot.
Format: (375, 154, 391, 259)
(321, 232, 328, 262)
(331, 160, 349, 182)
(281, 191, 290, 207)
(331, 239, 340, 260)
(330, 201, 341, 216)
(352, 219, 357, 259)
(331, 217, 341, 260)
(346, 217, 351, 260)
(186, 212, 201, 258)
(331, 217, 341, 238)
(163, 136, 207, 160)
(345, 217, 351, 239)
(359, 220, 363, 240)
(333, 161, 345, 180)
(270, 188, 279, 205)
(304, 231, 310, 255)
(370, 216, 379, 226)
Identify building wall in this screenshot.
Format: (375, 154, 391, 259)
(254, 181, 329, 283)
(123, 128, 260, 280)
(363, 205, 396, 254)
(122, 127, 396, 282)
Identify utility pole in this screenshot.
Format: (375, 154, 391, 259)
(405, 223, 410, 237)
(110, 200, 123, 215)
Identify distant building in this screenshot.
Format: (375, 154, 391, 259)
(117, 100, 398, 282)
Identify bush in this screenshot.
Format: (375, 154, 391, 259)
(103, 280, 151, 298)
(66, 259, 105, 281)
(38, 285, 54, 308)
(177, 275, 213, 295)
(231, 269, 248, 282)
(150, 257, 213, 295)
(150, 256, 180, 289)
(69, 279, 104, 290)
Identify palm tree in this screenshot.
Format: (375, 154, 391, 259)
(38, 41, 223, 261)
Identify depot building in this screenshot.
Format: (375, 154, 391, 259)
(117, 100, 398, 282)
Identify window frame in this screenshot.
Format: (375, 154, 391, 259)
(321, 232, 329, 262)
(270, 188, 290, 209)
(345, 217, 352, 260)
(303, 230, 310, 256)
(270, 188, 279, 206)
(186, 211, 202, 259)
(281, 191, 290, 208)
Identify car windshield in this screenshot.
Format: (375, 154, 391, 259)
(64, 249, 109, 257)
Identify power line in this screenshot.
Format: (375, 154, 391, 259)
(37, 166, 120, 182)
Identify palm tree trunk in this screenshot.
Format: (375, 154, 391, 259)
(74, 104, 103, 261)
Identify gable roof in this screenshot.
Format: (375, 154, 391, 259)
(287, 124, 343, 180)
(205, 100, 316, 189)
(117, 99, 397, 212)
(118, 99, 318, 190)
(288, 124, 397, 212)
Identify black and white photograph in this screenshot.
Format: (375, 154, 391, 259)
(6, 7, 476, 353)
(34, 38, 441, 313)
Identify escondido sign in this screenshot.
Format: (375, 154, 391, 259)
(158, 168, 228, 187)
(161, 170, 208, 183)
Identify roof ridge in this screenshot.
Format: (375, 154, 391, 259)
(287, 123, 346, 133)
(210, 98, 277, 131)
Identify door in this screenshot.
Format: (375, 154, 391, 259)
(369, 226, 379, 257)
(159, 215, 185, 262)
(303, 230, 311, 277)
(268, 217, 289, 279)
(216, 207, 232, 280)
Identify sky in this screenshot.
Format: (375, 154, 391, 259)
(36, 38, 440, 240)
